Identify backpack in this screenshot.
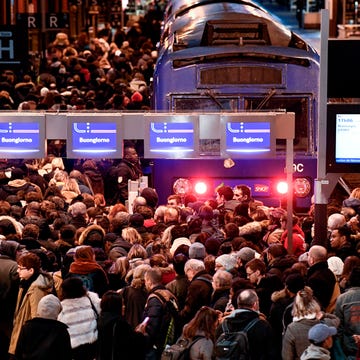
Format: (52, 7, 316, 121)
(161, 335, 205, 360)
(215, 317, 260, 360)
(148, 289, 180, 350)
(70, 272, 96, 292)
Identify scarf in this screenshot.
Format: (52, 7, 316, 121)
(70, 260, 108, 280)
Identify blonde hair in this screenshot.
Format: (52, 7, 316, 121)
(122, 226, 142, 244)
(292, 286, 321, 318)
(350, 187, 360, 200)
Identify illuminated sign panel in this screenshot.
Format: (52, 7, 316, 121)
(149, 122, 194, 153)
(0, 118, 45, 158)
(225, 121, 271, 153)
(335, 114, 360, 163)
(145, 115, 199, 158)
(67, 116, 122, 158)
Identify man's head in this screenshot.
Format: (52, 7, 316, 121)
(123, 146, 139, 164)
(237, 289, 259, 311)
(308, 323, 337, 349)
(17, 252, 41, 280)
(308, 245, 327, 267)
(184, 258, 205, 281)
(167, 194, 182, 207)
(245, 258, 266, 285)
(327, 213, 346, 231)
(164, 206, 180, 224)
(216, 185, 234, 205)
(144, 267, 162, 292)
(330, 225, 351, 250)
(233, 185, 251, 202)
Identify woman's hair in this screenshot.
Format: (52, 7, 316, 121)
(182, 306, 218, 341)
(122, 226, 142, 244)
(129, 263, 151, 288)
(149, 253, 168, 268)
(74, 245, 95, 261)
(100, 290, 123, 313)
(61, 276, 86, 300)
(292, 286, 321, 318)
(113, 256, 130, 278)
(127, 243, 147, 260)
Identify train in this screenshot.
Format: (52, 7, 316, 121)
(150, 0, 320, 212)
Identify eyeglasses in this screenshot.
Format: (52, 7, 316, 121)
(17, 266, 28, 271)
(246, 270, 255, 278)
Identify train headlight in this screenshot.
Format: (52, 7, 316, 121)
(294, 177, 311, 198)
(276, 181, 288, 195)
(194, 181, 207, 195)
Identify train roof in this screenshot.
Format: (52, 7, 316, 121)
(161, 45, 320, 67)
(160, 1, 317, 54)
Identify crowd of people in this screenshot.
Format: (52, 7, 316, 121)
(0, 1, 165, 112)
(0, 152, 360, 360)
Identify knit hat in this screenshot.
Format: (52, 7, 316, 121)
(0, 240, 24, 259)
(37, 294, 62, 319)
(129, 213, 144, 227)
(131, 91, 143, 103)
(68, 202, 87, 217)
(189, 242, 206, 260)
(141, 187, 159, 208)
(215, 254, 237, 271)
(236, 247, 256, 264)
(170, 237, 191, 256)
(205, 237, 221, 256)
(308, 323, 337, 344)
(327, 256, 344, 276)
(285, 273, 305, 294)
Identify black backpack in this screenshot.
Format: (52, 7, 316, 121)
(148, 289, 180, 350)
(215, 317, 260, 360)
(161, 335, 205, 360)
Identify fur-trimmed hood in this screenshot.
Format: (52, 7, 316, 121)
(78, 224, 105, 246)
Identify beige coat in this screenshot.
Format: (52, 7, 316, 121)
(8, 272, 53, 354)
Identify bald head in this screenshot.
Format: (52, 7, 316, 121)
(308, 245, 327, 266)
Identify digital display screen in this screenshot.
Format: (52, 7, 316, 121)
(335, 114, 360, 163)
(0, 122, 41, 155)
(225, 121, 271, 153)
(70, 122, 118, 156)
(149, 122, 194, 153)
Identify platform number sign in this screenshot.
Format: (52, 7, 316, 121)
(0, 26, 28, 70)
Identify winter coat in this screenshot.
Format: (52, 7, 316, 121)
(188, 330, 214, 360)
(179, 270, 213, 325)
(58, 291, 101, 349)
(300, 344, 331, 360)
(210, 288, 230, 313)
(334, 286, 360, 357)
(9, 272, 54, 354)
(166, 274, 189, 312)
(281, 224, 307, 257)
(282, 314, 339, 360)
(15, 317, 72, 360)
(307, 261, 337, 310)
(97, 311, 146, 360)
(120, 285, 148, 329)
(218, 308, 277, 360)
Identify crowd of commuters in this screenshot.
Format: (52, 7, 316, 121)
(1, 152, 360, 359)
(0, 0, 166, 112)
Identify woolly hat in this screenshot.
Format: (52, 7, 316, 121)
(236, 247, 256, 264)
(170, 237, 191, 256)
(68, 202, 87, 217)
(205, 237, 221, 256)
(0, 240, 24, 259)
(141, 187, 159, 209)
(308, 323, 337, 344)
(285, 273, 305, 294)
(131, 91, 143, 103)
(129, 213, 144, 227)
(327, 256, 344, 276)
(37, 294, 62, 319)
(215, 254, 237, 271)
(189, 242, 206, 260)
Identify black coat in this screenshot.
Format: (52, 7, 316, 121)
(97, 311, 146, 360)
(217, 309, 277, 360)
(179, 270, 213, 325)
(307, 261, 336, 310)
(15, 318, 72, 360)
